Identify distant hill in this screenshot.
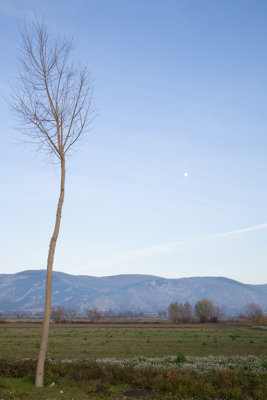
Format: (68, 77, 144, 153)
(0, 270, 266, 316)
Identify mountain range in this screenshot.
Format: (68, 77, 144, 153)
(0, 270, 266, 316)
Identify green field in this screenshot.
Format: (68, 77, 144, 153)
(0, 323, 267, 360)
(0, 323, 267, 399)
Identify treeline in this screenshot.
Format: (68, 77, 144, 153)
(167, 299, 265, 323)
(0, 308, 146, 322)
(168, 299, 222, 323)
(0, 301, 265, 324)
(51, 307, 146, 323)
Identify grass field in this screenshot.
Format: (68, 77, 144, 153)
(0, 323, 267, 360)
(0, 323, 267, 399)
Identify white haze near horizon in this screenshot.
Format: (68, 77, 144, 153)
(16, 223, 267, 285)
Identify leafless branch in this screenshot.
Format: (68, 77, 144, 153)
(9, 16, 93, 161)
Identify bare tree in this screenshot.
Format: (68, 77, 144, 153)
(51, 306, 67, 323)
(168, 301, 193, 323)
(65, 308, 77, 319)
(178, 301, 193, 323)
(9, 17, 93, 387)
(244, 302, 263, 322)
(210, 304, 223, 323)
(51, 306, 76, 322)
(86, 308, 101, 323)
(158, 310, 167, 318)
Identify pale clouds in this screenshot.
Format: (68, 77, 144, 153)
(79, 222, 267, 273)
(82, 241, 186, 269)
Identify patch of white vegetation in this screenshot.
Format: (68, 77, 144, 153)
(95, 355, 267, 374)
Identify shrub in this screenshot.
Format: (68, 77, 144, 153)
(0, 357, 266, 399)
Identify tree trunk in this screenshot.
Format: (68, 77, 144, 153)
(35, 157, 66, 387)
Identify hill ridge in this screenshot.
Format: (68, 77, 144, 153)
(0, 270, 266, 315)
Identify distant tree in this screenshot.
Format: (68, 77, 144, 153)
(244, 302, 263, 322)
(178, 301, 193, 323)
(0, 312, 6, 323)
(210, 304, 223, 323)
(14, 311, 26, 319)
(65, 308, 77, 319)
(158, 310, 167, 318)
(168, 302, 179, 323)
(51, 306, 66, 324)
(51, 306, 77, 323)
(168, 301, 193, 323)
(194, 299, 213, 323)
(102, 309, 115, 318)
(9, 17, 93, 387)
(86, 308, 101, 322)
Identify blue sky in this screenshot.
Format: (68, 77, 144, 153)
(0, 0, 267, 283)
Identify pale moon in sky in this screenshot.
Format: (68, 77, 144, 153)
(184, 172, 188, 177)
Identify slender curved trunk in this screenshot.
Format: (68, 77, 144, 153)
(35, 157, 66, 387)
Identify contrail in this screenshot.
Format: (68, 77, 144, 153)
(215, 223, 267, 238)
(82, 222, 267, 270)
